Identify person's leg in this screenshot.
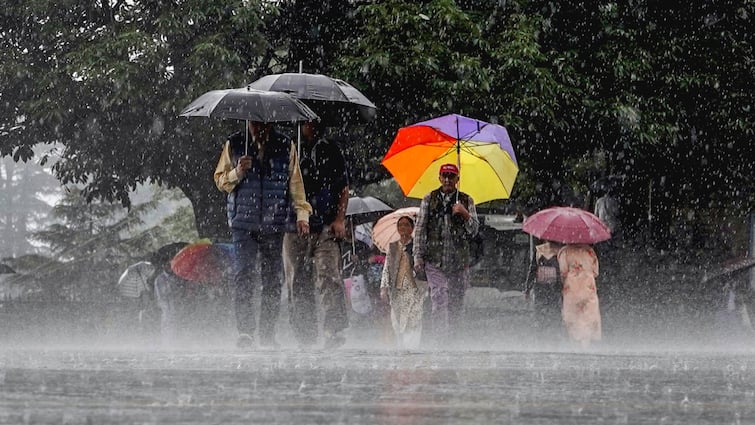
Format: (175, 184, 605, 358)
(424, 263, 450, 347)
(536, 283, 565, 344)
(313, 229, 348, 348)
(154, 273, 179, 344)
(446, 268, 469, 342)
(283, 232, 317, 346)
(232, 233, 259, 345)
(257, 233, 284, 347)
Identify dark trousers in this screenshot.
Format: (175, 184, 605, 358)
(232, 230, 284, 342)
(532, 282, 564, 340)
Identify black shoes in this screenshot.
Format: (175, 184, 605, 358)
(323, 333, 346, 350)
(260, 339, 281, 350)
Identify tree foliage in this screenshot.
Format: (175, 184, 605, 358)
(1, 0, 275, 239)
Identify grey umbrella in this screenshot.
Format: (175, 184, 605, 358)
(247, 73, 377, 126)
(345, 196, 393, 258)
(117, 261, 155, 299)
(346, 196, 393, 226)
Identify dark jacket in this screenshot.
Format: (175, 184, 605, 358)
(424, 189, 473, 270)
(297, 137, 348, 233)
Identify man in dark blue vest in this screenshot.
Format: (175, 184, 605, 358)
(214, 121, 312, 349)
(282, 121, 350, 350)
(413, 163, 479, 347)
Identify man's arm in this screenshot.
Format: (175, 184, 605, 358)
(213, 142, 242, 193)
(329, 142, 349, 239)
(330, 185, 349, 239)
(288, 142, 313, 234)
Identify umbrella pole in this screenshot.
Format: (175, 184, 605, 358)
(297, 60, 304, 158)
(244, 120, 249, 156)
(297, 122, 301, 160)
(455, 117, 461, 203)
(456, 145, 461, 203)
(351, 221, 356, 260)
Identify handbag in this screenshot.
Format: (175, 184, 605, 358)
(346, 274, 373, 315)
(535, 266, 558, 284)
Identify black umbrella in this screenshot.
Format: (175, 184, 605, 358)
(180, 87, 319, 154)
(149, 242, 190, 267)
(247, 73, 377, 126)
(180, 87, 319, 123)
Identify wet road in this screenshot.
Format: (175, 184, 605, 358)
(2, 345, 755, 424)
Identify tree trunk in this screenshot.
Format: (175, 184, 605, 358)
(182, 180, 230, 242)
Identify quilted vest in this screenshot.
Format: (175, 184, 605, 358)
(226, 130, 292, 234)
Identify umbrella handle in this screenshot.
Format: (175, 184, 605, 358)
(297, 122, 301, 161)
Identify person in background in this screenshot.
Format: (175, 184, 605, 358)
(594, 186, 621, 240)
(593, 182, 622, 306)
(380, 216, 427, 349)
(524, 239, 565, 343)
(214, 121, 312, 350)
(153, 260, 190, 345)
(557, 243, 602, 348)
(413, 163, 479, 347)
(282, 120, 350, 350)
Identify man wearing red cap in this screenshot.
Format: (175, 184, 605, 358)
(413, 163, 479, 347)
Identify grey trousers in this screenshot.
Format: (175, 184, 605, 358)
(283, 227, 348, 344)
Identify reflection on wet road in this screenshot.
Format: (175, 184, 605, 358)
(2, 348, 755, 424)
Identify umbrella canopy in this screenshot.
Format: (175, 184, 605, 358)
(354, 222, 374, 248)
(150, 242, 189, 266)
(702, 257, 755, 283)
(247, 73, 377, 125)
(179, 87, 319, 123)
(522, 207, 611, 244)
(117, 261, 155, 298)
(170, 240, 234, 285)
(382, 114, 518, 204)
(371, 207, 420, 253)
(346, 196, 393, 226)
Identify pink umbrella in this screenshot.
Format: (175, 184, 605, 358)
(522, 206, 611, 244)
(371, 207, 420, 253)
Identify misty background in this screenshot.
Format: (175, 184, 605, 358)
(0, 1, 753, 344)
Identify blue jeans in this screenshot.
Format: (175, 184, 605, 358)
(232, 230, 284, 342)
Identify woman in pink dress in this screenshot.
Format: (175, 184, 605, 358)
(557, 244, 601, 347)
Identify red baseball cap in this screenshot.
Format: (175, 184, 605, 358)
(439, 163, 459, 175)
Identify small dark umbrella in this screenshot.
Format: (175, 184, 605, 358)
(702, 257, 755, 283)
(150, 242, 189, 267)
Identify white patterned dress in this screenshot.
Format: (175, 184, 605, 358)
(380, 240, 428, 349)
